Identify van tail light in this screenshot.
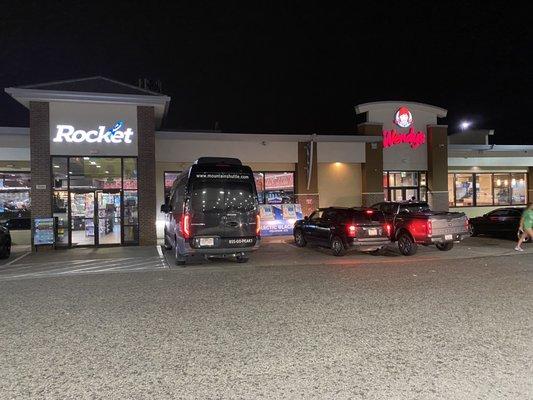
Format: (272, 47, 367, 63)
(384, 223, 391, 237)
(256, 214, 261, 236)
(427, 220, 432, 236)
(180, 213, 191, 239)
(347, 224, 357, 238)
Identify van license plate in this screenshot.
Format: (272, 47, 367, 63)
(368, 229, 377, 236)
(200, 238, 214, 246)
(445, 234, 453, 241)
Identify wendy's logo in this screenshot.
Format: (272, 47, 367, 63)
(394, 107, 413, 128)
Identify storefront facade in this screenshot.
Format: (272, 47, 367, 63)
(1, 77, 531, 248)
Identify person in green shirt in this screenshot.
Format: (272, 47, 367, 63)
(515, 204, 533, 251)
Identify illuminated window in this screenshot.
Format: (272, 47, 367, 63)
(493, 174, 511, 205)
(475, 174, 493, 206)
(454, 174, 474, 207)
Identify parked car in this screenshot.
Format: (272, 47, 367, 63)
(469, 207, 527, 241)
(293, 207, 391, 256)
(161, 157, 260, 265)
(1, 218, 31, 230)
(371, 201, 470, 256)
(0, 225, 11, 259)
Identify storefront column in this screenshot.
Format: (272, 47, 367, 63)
(358, 123, 383, 206)
(295, 141, 319, 216)
(527, 166, 533, 204)
(137, 106, 157, 245)
(427, 125, 449, 211)
(29, 101, 53, 250)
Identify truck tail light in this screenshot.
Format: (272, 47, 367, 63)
(427, 220, 432, 236)
(180, 213, 190, 239)
(384, 223, 391, 237)
(256, 214, 261, 236)
(347, 224, 357, 238)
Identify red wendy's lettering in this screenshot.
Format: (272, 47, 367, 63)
(383, 127, 426, 149)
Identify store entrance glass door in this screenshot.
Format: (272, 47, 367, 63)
(70, 191, 96, 246)
(96, 191, 121, 245)
(390, 188, 420, 201)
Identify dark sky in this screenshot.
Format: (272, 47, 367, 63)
(1, 1, 531, 144)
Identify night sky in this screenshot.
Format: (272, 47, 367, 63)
(1, 1, 531, 144)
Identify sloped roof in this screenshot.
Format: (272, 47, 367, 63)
(17, 76, 163, 96)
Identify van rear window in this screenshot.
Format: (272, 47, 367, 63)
(191, 180, 256, 212)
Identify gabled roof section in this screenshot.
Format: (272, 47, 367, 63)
(4, 76, 171, 128)
(16, 76, 162, 96)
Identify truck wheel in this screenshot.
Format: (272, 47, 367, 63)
(398, 233, 417, 256)
(163, 232, 172, 250)
(436, 242, 454, 251)
(294, 230, 307, 247)
(175, 236, 186, 266)
(331, 236, 346, 256)
(236, 253, 249, 263)
(469, 224, 477, 237)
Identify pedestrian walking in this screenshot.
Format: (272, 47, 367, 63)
(515, 203, 533, 251)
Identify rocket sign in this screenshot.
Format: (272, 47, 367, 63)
(383, 107, 426, 149)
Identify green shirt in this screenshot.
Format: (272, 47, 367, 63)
(523, 209, 533, 228)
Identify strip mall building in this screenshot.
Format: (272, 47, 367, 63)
(1, 77, 532, 247)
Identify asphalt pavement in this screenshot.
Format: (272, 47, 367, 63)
(0, 239, 532, 399)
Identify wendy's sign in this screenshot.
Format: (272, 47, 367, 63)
(383, 128, 426, 149)
(383, 107, 426, 149)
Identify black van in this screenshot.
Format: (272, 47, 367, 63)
(161, 157, 261, 265)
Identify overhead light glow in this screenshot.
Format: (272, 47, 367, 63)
(460, 121, 471, 130)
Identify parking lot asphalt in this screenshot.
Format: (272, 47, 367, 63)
(0, 237, 532, 399)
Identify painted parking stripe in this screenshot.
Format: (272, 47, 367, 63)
(4, 251, 31, 266)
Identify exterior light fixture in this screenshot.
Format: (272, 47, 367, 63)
(460, 121, 471, 130)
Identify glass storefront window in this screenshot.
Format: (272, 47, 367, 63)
(475, 174, 493, 206)
(511, 173, 527, 205)
(124, 191, 138, 225)
(0, 172, 31, 221)
(389, 172, 418, 187)
(52, 157, 68, 189)
(164, 171, 180, 203)
(455, 174, 474, 206)
(123, 158, 138, 190)
(254, 172, 265, 204)
(69, 157, 122, 189)
(53, 190, 69, 245)
(53, 156, 139, 246)
(493, 174, 510, 205)
(264, 172, 295, 204)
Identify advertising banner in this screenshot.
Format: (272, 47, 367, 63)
(34, 218, 56, 246)
(259, 203, 303, 236)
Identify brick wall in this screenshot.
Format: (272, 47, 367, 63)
(137, 106, 157, 245)
(358, 124, 384, 206)
(427, 125, 449, 211)
(29, 101, 52, 249)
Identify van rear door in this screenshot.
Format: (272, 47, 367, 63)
(188, 172, 258, 246)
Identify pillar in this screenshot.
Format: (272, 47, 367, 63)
(358, 123, 384, 206)
(527, 166, 533, 204)
(29, 101, 53, 250)
(137, 106, 157, 245)
(295, 141, 319, 216)
(427, 125, 449, 211)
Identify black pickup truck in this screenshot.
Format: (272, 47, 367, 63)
(371, 201, 470, 256)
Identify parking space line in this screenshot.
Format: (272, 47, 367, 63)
(4, 252, 31, 266)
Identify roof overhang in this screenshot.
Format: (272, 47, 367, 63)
(156, 131, 382, 143)
(4, 87, 171, 128)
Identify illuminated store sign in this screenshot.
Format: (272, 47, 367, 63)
(53, 120, 134, 144)
(383, 107, 426, 149)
